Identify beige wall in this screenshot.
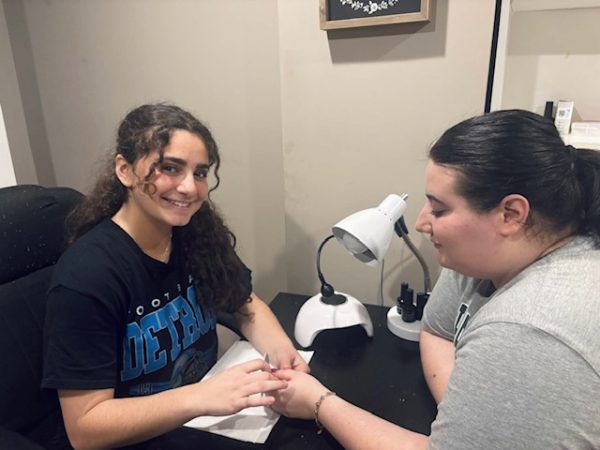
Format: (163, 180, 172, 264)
(4, 0, 496, 305)
(279, 0, 494, 305)
(500, 8, 600, 119)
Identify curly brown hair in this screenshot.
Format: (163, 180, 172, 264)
(66, 103, 250, 312)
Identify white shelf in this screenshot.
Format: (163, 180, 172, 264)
(563, 134, 600, 151)
(512, 0, 600, 12)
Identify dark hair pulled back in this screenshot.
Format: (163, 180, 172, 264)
(66, 103, 249, 312)
(429, 109, 600, 242)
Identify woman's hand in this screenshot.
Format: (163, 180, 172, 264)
(196, 359, 287, 416)
(270, 346, 310, 373)
(271, 369, 328, 419)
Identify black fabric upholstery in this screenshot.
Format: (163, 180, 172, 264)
(0, 185, 82, 284)
(0, 267, 61, 430)
(0, 185, 82, 448)
(0, 426, 45, 450)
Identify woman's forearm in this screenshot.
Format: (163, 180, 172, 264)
(318, 395, 428, 450)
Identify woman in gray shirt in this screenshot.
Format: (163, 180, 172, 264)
(272, 109, 600, 449)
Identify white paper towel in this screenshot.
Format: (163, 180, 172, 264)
(184, 341, 313, 443)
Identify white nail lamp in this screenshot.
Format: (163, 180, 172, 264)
(294, 194, 429, 347)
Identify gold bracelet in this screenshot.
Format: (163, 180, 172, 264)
(314, 391, 336, 434)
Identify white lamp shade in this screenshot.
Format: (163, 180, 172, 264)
(332, 194, 407, 266)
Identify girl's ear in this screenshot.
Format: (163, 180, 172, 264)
(115, 154, 134, 188)
(497, 194, 530, 237)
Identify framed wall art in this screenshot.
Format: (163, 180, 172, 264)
(319, 0, 430, 30)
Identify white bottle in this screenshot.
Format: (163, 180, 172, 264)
(554, 100, 574, 136)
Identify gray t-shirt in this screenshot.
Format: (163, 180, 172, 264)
(422, 236, 600, 449)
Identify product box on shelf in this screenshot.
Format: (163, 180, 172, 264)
(570, 121, 600, 137)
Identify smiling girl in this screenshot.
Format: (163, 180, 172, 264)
(42, 103, 307, 450)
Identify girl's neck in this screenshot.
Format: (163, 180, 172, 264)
(112, 205, 172, 261)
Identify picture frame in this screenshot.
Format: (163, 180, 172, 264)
(319, 0, 430, 30)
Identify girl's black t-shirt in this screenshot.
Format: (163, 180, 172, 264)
(42, 219, 251, 398)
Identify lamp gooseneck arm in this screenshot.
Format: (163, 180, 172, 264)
(317, 234, 336, 297)
(394, 218, 432, 293)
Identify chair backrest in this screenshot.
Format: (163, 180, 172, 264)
(0, 185, 82, 436)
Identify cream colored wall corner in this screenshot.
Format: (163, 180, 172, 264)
(0, 0, 37, 184)
(277, 0, 495, 305)
(0, 104, 17, 187)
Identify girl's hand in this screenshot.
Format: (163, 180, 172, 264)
(196, 359, 287, 416)
(271, 369, 328, 419)
(270, 346, 310, 373)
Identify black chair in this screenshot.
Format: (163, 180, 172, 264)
(0, 185, 83, 449)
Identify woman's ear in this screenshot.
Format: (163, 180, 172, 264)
(114, 154, 134, 188)
(498, 194, 530, 236)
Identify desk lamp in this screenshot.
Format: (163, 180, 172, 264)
(294, 194, 431, 347)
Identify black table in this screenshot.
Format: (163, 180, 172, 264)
(264, 292, 438, 450)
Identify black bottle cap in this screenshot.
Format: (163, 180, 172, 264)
(416, 292, 429, 320)
(400, 282, 409, 299)
(401, 288, 416, 322)
(402, 287, 414, 307)
(401, 302, 416, 323)
(544, 101, 554, 120)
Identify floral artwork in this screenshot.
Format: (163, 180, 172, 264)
(320, 0, 430, 30)
(339, 0, 401, 15)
